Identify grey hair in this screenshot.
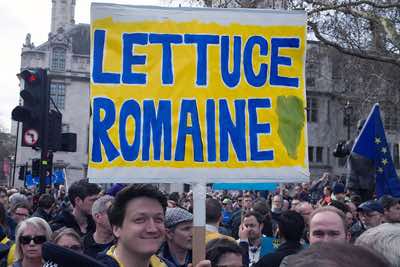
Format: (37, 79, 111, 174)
(92, 195, 114, 216)
(355, 223, 400, 267)
(15, 217, 53, 261)
(9, 193, 29, 210)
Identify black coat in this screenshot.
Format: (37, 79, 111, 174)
(82, 233, 114, 259)
(254, 240, 302, 267)
(32, 207, 53, 222)
(51, 210, 96, 237)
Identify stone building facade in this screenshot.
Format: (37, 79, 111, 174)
(12, 0, 90, 187)
(11, 0, 400, 188)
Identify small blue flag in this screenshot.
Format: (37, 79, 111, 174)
(52, 170, 65, 184)
(352, 104, 400, 197)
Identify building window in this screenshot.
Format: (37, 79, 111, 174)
(316, 147, 323, 163)
(309, 146, 323, 163)
(307, 97, 318, 122)
(51, 47, 66, 71)
(308, 147, 314, 162)
(332, 56, 342, 80)
(306, 77, 315, 87)
(50, 83, 65, 110)
(384, 107, 399, 131)
(306, 62, 318, 88)
(393, 143, 400, 169)
(326, 147, 330, 164)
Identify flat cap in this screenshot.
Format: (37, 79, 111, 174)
(165, 207, 193, 228)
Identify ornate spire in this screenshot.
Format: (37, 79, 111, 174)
(51, 0, 76, 33)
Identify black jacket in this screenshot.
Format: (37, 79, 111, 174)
(32, 207, 53, 222)
(51, 210, 96, 237)
(254, 240, 302, 267)
(83, 233, 114, 258)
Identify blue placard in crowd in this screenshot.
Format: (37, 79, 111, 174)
(25, 170, 65, 188)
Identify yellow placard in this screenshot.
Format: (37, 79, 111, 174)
(89, 4, 309, 183)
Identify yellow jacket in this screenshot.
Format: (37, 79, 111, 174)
(0, 236, 14, 266)
(205, 230, 235, 244)
(104, 245, 167, 267)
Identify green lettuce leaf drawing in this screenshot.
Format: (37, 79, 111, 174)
(276, 96, 305, 160)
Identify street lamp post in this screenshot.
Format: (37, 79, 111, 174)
(344, 101, 353, 140)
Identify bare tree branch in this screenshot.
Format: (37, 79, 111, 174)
(309, 21, 400, 67)
(306, 0, 400, 15)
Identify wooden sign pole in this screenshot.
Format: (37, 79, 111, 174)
(192, 182, 206, 265)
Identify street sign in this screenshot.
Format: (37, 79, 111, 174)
(23, 129, 39, 146)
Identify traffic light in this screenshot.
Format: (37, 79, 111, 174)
(48, 110, 62, 151)
(12, 68, 48, 148)
(32, 158, 40, 177)
(18, 166, 26, 181)
(61, 133, 77, 152)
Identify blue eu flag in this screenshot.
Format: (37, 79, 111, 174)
(352, 104, 400, 197)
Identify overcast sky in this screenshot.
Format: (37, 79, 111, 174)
(0, 0, 195, 133)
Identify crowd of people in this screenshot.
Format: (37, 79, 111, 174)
(0, 172, 398, 267)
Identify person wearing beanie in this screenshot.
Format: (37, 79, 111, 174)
(158, 207, 193, 267)
(332, 183, 346, 203)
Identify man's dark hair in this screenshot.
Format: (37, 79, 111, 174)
(108, 184, 167, 227)
(68, 180, 101, 207)
(206, 198, 222, 224)
(253, 200, 270, 216)
(206, 238, 243, 266)
(38, 193, 55, 209)
(169, 192, 180, 203)
(286, 242, 389, 267)
(277, 210, 305, 242)
(244, 210, 264, 225)
(330, 200, 350, 214)
(350, 195, 362, 207)
(380, 195, 400, 210)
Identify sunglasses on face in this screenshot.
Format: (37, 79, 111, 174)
(20, 235, 47, 245)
